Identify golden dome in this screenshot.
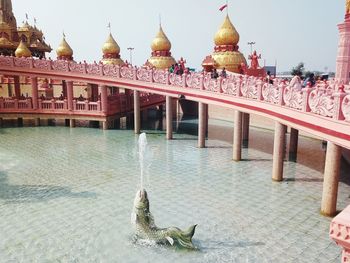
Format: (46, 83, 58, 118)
(151, 26, 171, 52)
(212, 51, 246, 73)
(101, 58, 125, 66)
(102, 33, 120, 55)
(56, 37, 73, 58)
(148, 56, 176, 69)
(214, 15, 240, 46)
(15, 40, 31, 57)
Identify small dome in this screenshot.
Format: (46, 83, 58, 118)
(214, 15, 240, 46)
(148, 56, 176, 69)
(15, 40, 31, 57)
(102, 33, 120, 55)
(151, 26, 171, 52)
(56, 37, 73, 58)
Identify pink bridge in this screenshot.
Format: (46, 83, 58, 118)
(0, 56, 350, 260)
(0, 55, 349, 148)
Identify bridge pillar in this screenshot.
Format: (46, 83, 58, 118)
(99, 85, 108, 113)
(34, 118, 40, 126)
(102, 121, 108, 130)
(288, 128, 299, 162)
(0, 118, 2, 127)
(321, 142, 342, 216)
(134, 90, 141, 134)
(166, 96, 173, 140)
(233, 110, 243, 161)
(198, 102, 207, 148)
(70, 119, 76, 128)
(242, 113, 250, 148)
(272, 122, 287, 181)
(31, 77, 38, 110)
(14, 76, 20, 99)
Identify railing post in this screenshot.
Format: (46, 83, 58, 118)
(182, 73, 187, 88)
(302, 87, 313, 112)
(333, 88, 346, 120)
(38, 99, 42, 110)
(27, 98, 32, 109)
(278, 84, 286, 106)
(51, 99, 55, 109)
(14, 99, 18, 109)
(85, 100, 89, 111)
(0, 98, 3, 109)
(63, 99, 68, 110)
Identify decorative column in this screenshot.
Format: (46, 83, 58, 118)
(31, 77, 39, 110)
(321, 142, 342, 216)
(272, 122, 287, 181)
(134, 90, 141, 134)
(198, 102, 207, 148)
(335, 11, 350, 84)
(99, 85, 108, 113)
(288, 128, 299, 162)
(166, 96, 173, 140)
(14, 76, 21, 99)
(242, 113, 250, 148)
(233, 110, 242, 161)
(66, 81, 75, 128)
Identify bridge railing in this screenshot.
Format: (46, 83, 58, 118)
(0, 56, 349, 123)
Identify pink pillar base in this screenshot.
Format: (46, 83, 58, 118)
(330, 205, 350, 263)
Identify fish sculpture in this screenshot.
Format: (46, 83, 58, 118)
(131, 189, 197, 249)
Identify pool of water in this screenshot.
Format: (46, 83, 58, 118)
(0, 126, 346, 262)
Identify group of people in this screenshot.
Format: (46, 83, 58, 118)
(211, 67, 227, 79)
(290, 72, 318, 90)
(169, 63, 185, 75)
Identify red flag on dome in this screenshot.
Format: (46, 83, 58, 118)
(219, 4, 228, 11)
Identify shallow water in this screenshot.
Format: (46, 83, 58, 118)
(0, 126, 346, 262)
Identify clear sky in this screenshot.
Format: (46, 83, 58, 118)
(12, 0, 344, 72)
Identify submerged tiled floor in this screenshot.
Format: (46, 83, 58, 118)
(0, 126, 348, 262)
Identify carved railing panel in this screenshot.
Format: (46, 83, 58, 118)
(14, 57, 30, 68)
(203, 75, 220, 92)
(153, 69, 168, 84)
(103, 64, 119, 78)
(241, 76, 258, 99)
(262, 83, 280, 104)
(308, 88, 334, 117)
(169, 73, 183, 87)
(185, 72, 202, 89)
(283, 86, 303, 110)
(120, 66, 134, 80)
(136, 68, 152, 82)
(341, 94, 350, 122)
(69, 62, 86, 74)
(34, 59, 51, 71)
(86, 63, 101, 75)
(221, 76, 240, 96)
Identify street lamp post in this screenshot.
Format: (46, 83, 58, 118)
(127, 47, 134, 65)
(247, 41, 256, 55)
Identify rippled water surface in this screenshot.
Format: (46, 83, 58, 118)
(0, 126, 346, 262)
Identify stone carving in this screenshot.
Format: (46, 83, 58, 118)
(283, 85, 303, 110)
(136, 67, 152, 82)
(308, 88, 334, 117)
(153, 69, 168, 84)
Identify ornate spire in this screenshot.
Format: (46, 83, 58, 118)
(214, 15, 239, 46)
(102, 33, 120, 55)
(56, 35, 73, 60)
(0, 0, 16, 27)
(147, 25, 175, 69)
(15, 40, 31, 57)
(101, 33, 124, 65)
(151, 26, 171, 52)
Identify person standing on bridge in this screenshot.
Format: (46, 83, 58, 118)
(290, 71, 302, 90)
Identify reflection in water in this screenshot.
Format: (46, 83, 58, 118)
(0, 171, 96, 203)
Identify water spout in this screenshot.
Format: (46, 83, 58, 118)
(138, 133, 148, 190)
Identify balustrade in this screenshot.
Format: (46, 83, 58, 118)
(0, 55, 349, 134)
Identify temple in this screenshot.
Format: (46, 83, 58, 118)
(202, 14, 246, 73)
(0, 0, 51, 57)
